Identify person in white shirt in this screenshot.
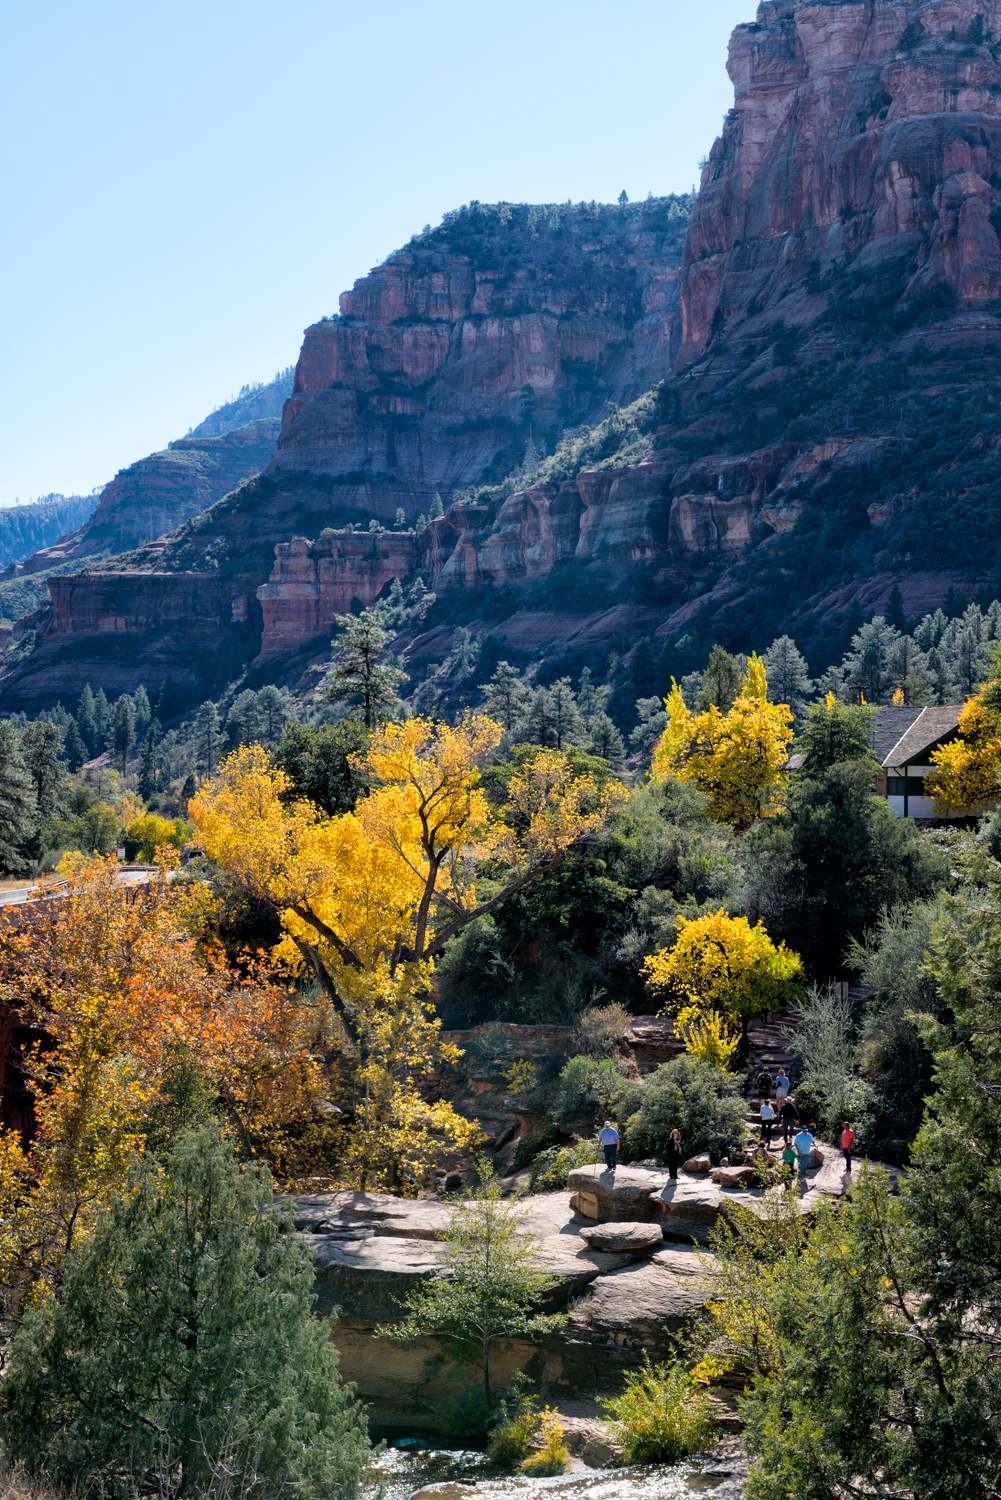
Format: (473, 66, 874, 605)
(598, 1120, 619, 1171)
(759, 1098, 776, 1147)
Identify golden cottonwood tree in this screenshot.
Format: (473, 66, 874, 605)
(190, 717, 625, 1188)
(926, 673, 1001, 814)
(651, 655, 792, 829)
(643, 908, 804, 1041)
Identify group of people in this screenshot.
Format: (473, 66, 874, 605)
(756, 1068, 855, 1176)
(595, 1063, 858, 1184)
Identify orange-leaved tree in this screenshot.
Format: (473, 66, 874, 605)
(190, 716, 626, 1188)
(0, 854, 330, 1333)
(651, 655, 793, 830)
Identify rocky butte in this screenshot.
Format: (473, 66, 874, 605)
(8, 0, 1001, 708)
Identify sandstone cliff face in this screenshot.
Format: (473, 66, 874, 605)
(680, 0, 1001, 367)
(12, 3, 1001, 708)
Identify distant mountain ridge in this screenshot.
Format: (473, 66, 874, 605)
(10, 1, 1001, 708)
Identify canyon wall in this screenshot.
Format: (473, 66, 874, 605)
(10, 1, 1001, 707)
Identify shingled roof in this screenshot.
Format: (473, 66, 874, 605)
(876, 705, 962, 768)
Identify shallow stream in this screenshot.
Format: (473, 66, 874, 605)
(367, 1436, 738, 1500)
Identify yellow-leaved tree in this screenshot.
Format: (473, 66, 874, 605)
(651, 654, 793, 830)
(926, 670, 1001, 814)
(642, 908, 805, 1045)
(190, 717, 626, 1189)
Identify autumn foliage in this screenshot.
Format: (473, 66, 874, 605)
(926, 673, 1001, 814)
(651, 655, 792, 829)
(0, 855, 328, 1329)
(190, 715, 624, 1190)
(643, 908, 805, 1039)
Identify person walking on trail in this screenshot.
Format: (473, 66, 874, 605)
(774, 1069, 790, 1105)
(841, 1122, 855, 1174)
(781, 1141, 797, 1176)
(780, 1096, 800, 1144)
(759, 1098, 776, 1148)
(794, 1125, 815, 1178)
(666, 1128, 683, 1180)
(599, 1120, 620, 1172)
(756, 1069, 773, 1102)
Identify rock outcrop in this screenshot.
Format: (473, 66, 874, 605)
(13, 3, 1001, 706)
(287, 1186, 713, 1428)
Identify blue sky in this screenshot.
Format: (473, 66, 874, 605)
(0, 0, 753, 506)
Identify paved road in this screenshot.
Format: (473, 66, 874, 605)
(0, 867, 156, 907)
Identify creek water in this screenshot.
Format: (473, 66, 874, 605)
(367, 1436, 733, 1500)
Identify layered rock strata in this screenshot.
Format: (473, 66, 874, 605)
(12, 3, 1001, 704)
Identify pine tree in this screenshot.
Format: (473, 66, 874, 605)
(696, 645, 743, 711)
(0, 722, 37, 874)
(589, 712, 625, 766)
(62, 718, 88, 773)
(92, 688, 111, 749)
(2, 1125, 373, 1500)
(21, 723, 63, 824)
(429, 493, 444, 520)
(395, 507, 406, 528)
(762, 635, 813, 721)
(257, 684, 292, 742)
(132, 685, 152, 741)
(629, 697, 669, 762)
(482, 662, 530, 730)
(629, 638, 658, 704)
(155, 673, 184, 723)
(576, 666, 609, 728)
(181, 771, 197, 805)
(137, 726, 159, 802)
(107, 697, 136, 776)
(194, 701, 221, 778)
(76, 685, 99, 757)
(943, 583, 968, 619)
(525, 679, 584, 751)
(223, 689, 263, 751)
(325, 608, 408, 729)
(843, 616, 899, 703)
(884, 583, 907, 634)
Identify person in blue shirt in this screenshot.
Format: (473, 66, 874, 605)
(793, 1125, 815, 1178)
(598, 1119, 619, 1171)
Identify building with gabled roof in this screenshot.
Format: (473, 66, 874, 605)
(874, 705, 964, 819)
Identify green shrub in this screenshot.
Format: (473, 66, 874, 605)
(555, 1054, 624, 1119)
(600, 1356, 717, 1464)
(1, 1124, 372, 1500)
(486, 1373, 538, 1466)
(529, 1134, 603, 1191)
(619, 1055, 746, 1163)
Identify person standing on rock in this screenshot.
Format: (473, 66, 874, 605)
(599, 1120, 619, 1172)
(841, 1122, 855, 1174)
(666, 1128, 683, 1179)
(756, 1069, 773, 1103)
(759, 1097, 776, 1147)
(794, 1124, 815, 1179)
(780, 1095, 800, 1144)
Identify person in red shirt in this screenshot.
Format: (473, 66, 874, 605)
(841, 1123, 855, 1173)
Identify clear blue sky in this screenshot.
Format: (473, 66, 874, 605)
(0, 0, 753, 507)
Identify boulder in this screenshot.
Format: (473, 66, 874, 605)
(715, 1166, 757, 1190)
(566, 1164, 666, 1223)
(578, 1222, 664, 1257)
(649, 1178, 728, 1244)
(684, 1153, 712, 1174)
